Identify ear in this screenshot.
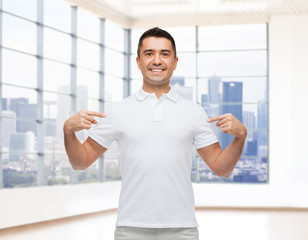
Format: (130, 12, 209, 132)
(136, 56, 141, 70)
(173, 56, 179, 70)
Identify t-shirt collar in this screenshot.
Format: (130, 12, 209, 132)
(135, 86, 179, 102)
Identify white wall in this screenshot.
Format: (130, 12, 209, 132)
(1, 14, 308, 230)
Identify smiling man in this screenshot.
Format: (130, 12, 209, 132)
(63, 27, 247, 240)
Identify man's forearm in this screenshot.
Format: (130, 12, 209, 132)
(215, 136, 246, 178)
(64, 130, 88, 170)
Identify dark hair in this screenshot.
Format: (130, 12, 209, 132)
(137, 27, 177, 58)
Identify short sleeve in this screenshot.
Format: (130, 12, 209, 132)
(193, 108, 219, 149)
(87, 105, 117, 149)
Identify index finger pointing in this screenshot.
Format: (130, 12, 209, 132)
(207, 114, 226, 123)
(85, 111, 106, 118)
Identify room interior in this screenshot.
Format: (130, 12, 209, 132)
(0, 0, 308, 239)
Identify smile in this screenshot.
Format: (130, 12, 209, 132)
(150, 69, 164, 72)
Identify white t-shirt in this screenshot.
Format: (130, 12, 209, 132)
(88, 87, 218, 228)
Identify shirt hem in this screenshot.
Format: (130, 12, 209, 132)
(195, 138, 219, 150)
(116, 222, 199, 228)
(88, 132, 111, 149)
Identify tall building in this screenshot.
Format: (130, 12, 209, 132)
(257, 99, 268, 155)
(1, 111, 16, 149)
(57, 85, 88, 139)
(243, 111, 256, 141)
(170, 77, 193, 101)
(2, 98, 7, 110)
(208, 75, 221, 103)
(221, 81, 243, 150)
(207, 75, 221, 120)
(44, 101, 57, 137)
(201, 94, 210, 113)
(243, 111, 257, 156)
(170, 77, 185, 86)
(6, 98, 37, 135)
(9, 132, 35, 161)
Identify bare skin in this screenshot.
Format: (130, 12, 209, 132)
(63, 110, 107, 170)
(198, 114, 247, 177)
(64, 36, 247, 176)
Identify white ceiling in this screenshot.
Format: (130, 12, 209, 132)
(63, 0, 308, 28)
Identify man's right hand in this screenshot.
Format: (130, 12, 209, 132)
(63, 110, 106, 134)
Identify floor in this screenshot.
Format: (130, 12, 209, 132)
(0, 208, 307, 240)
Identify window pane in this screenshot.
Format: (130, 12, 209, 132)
(43, 122, 66, 153)
(76, 163, 99, 183)
(44, 28, 71, 63)
(164, 27, 195, 52)
(77, 8, 100, 42)
(2, 85, 37, 113)
(105, 76, 124, 102)
(3, 49, 37, 88)
(233, 155, 268, 183)
(3, 13, 36, 54)
(44, 0, 71, 32)
(1, 112, 17, 152)
(131, 28, 147, 55)
(44, 60, 71, 93)
(77, 69, 100, 99)
(44, 92, 71, 140)
(77, 39, 100, 71)
(75, 96, 99, 112)
(198, 50, 267, 77)
(44, 154, 71, 186)
(3, 0, 36, 20)
(105, 49, 124, 78)
(197, 153, 267, 183)
(199, 24, 267, 51)
(3, 153, 37, 188)
(87, 99, 100, 112)
(170, 77, 196, 102)
(130, 54, 142, 80)
(105, 20, 124, 51)
(2, 87, 38, 153)
(174, 52, 196, 79)
(1, 117, 37, 152)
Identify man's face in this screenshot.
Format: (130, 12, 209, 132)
(136, 37, 178, 87)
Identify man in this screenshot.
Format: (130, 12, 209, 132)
(64, 27, 247, 240)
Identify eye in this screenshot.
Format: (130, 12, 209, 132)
(162, 52, 170, 57)
(145, 52, 153, 56)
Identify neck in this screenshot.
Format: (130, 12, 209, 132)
(142, 82, 171, 99)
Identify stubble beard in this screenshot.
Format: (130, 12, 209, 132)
(143, 76, 170, 88)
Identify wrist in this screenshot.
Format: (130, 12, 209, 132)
(235, 129, 247, 141)
(63, 120, 74, 135)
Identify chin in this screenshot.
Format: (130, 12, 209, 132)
(145, 78, 169, 86)
(144, 79, 169, 86)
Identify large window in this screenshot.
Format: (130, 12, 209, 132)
(0, 0, 268, 188)
(0, 0, 126, 188)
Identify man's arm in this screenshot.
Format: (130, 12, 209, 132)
(63, 110, 107, 170)
(197, 113, 247, 178)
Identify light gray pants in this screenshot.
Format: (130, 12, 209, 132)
(114, 226, 199, 240)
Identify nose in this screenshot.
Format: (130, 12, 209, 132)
(153, 53, 161, 65)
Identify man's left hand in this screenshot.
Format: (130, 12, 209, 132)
(208, 113, 247, 138)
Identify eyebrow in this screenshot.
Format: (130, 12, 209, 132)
(143, 49, 172, 54)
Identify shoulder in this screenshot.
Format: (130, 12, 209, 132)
(108, 94, 138, 115)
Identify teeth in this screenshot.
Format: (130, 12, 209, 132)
(151, 69, 163, 72)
